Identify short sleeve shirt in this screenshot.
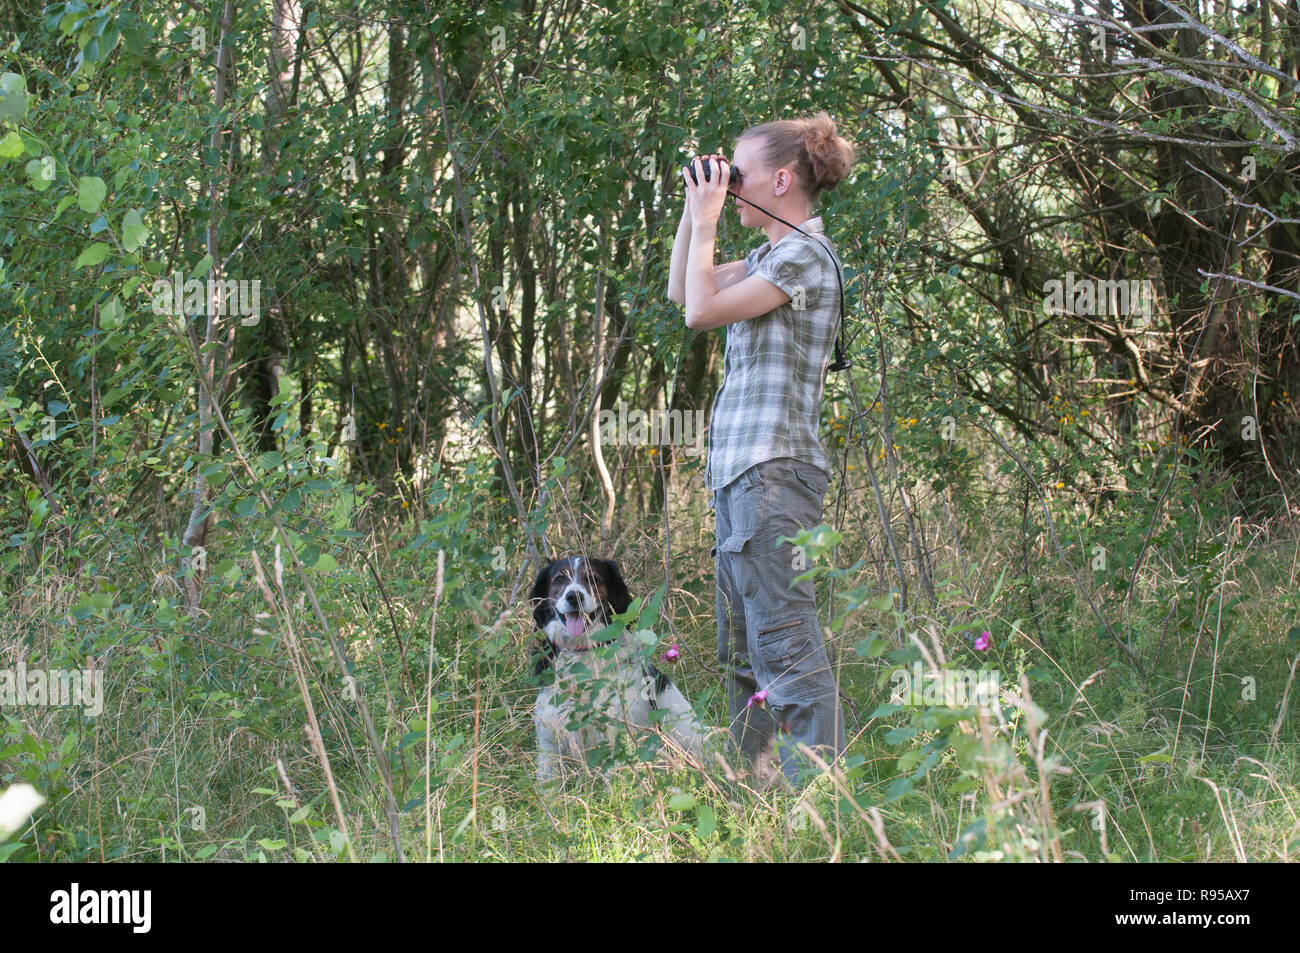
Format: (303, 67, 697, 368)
(704, 216, 842, 492)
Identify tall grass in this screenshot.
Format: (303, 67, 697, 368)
(3, 420, 1297, 862)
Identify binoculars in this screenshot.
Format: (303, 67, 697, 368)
(684, 156, 743, 187)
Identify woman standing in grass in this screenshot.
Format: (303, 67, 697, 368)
(667, 112, 856, 787)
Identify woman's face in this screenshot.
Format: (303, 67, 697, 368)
(729, 136, 780, 228)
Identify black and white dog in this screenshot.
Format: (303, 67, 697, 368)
(529, 556, 707, 782)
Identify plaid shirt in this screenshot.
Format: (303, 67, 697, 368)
(704, 216, 841, 492)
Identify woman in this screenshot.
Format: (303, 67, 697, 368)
(667, 111, 856, 787)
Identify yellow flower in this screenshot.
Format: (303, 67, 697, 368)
(378, 422, 387, 429)
(1054, 482, 1064, 489)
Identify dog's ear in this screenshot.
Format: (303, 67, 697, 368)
(599, 558, 632, 617)
(529, 562, 553, 631)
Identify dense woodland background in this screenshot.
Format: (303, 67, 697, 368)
(1, 0, 1298, 861)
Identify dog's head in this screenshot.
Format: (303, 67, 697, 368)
(529, 557, 631, 671)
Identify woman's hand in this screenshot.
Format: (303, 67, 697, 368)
(683, 153, 730, 228)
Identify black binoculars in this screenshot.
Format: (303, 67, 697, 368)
(684, 157, 743, 187)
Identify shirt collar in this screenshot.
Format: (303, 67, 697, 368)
(772, 216, 825, 247)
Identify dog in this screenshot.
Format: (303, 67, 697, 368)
(529, 556, 707, 783)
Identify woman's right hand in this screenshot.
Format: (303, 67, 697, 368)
(684, 152, 730, 229)
(681, 153, 728, 220)
(682, 153, 726, 188)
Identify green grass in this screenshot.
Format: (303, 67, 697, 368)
(3, 451, 1297, 863)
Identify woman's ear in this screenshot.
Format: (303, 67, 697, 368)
(599, 559, 632, 617)
(529, 563, 552, 630)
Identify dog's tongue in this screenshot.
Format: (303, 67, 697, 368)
(565, 612, 585, 639)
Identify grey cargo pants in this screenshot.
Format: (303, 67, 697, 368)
(710, 456, 846, 786)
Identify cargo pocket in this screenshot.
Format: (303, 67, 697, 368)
(719, 528, 756, 599)
(755, 612, 831, 703)
(792, 464, 829, 497)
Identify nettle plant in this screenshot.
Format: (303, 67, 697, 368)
(787, 525, 1065, 859)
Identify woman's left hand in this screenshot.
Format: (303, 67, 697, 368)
(684, 153, 730, 228)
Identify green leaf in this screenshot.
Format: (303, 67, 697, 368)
(314, 552, 338, 573)
(884, 775, 913, 802)
(0, 130, 24, 158)
(884, 723, 916, 744)
(855, 636, 889, 658)
(696, 805, 716, 838)
(0, 73, 28, 124)
(667, 793, 697, 811)
(986, 564, 1009, 606)
(637, 583, 666, 631)
(100, 295, 123, 329)
(950, 730, 981, 773)
(122, 208, 148, 252)
(1288, 625, 1300, 643)
(74, 242, 110, 268)
(897, 749, 924, 772)
(25, 158, 54, 191)
(78, 175, 107, 214)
